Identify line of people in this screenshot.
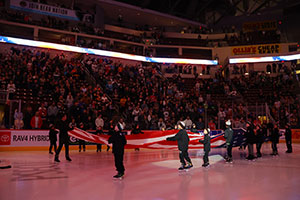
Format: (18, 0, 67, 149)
(48, 115, 293, 178)
(164, 119, 293, 170)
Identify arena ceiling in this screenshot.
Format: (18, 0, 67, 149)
(110, 0, 299, 25)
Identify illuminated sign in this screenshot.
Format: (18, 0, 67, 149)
(229, 53, 300, 64)
(231, 44, 281, 55)
(0, 36, 218, 65)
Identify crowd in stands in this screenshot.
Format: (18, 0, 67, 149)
(1, 45, 298, 131)
(0, 47, 112, 130)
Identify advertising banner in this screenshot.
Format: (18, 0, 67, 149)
(0, 130, 49, 147)
(10, 0, 79, 21)
(243, 20, 277, 32)
(231, 44, 281, 55)
(291, 129, 300, 142)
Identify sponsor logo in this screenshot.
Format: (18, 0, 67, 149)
(232, 44, 280, 55)
(0, 132, 11, 145)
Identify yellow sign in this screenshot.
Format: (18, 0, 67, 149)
(243, 20, 277, 32)
(231, 44, 281, 55)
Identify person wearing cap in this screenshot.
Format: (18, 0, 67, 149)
(199, 128, 211, 167)
(108, 122, 127, 178)
(224, 120, 233, 163)
(78, 122, 86, 152)
(48, 124, 58, 154)
(166, 121, 193, 170)
(285, 123, 292, 153)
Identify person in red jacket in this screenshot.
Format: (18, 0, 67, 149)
(30, 111, 43, 129)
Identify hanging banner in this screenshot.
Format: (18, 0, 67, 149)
(10, 0, 80, 21)
(243, 20, 277, 32)
(231, 44, 281, 55)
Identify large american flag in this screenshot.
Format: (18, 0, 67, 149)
(68, 128, 228, 149)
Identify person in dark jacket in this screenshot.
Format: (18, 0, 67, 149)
(49, 124, 58, 154)
(166, 121, 193, 170)
(78, 122, 86, 152)
(285, 123, 292, 153)
(246, 122, 256, 160)
(199, 128, 211, 167)
(255, 124, 265, 157)
(131, 123, 143, 151)
(224, 120, 233, 163)
(55, 114, 72, 162)
(270, 124, 280, 155)
(108, 122, 127, 178)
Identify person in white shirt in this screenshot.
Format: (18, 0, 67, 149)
(95, 114, 104, 129)
(119, 118, 126, 130)
(184, 116, 193, 130)
(132, 106, 141, 122)
(66, 92, 74, 108)
(163, 109, 169, 122)
(158, 118, 166, 130)
(7, 80, 16, 99)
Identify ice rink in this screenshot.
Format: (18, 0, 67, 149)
(1, 143, 300, 200)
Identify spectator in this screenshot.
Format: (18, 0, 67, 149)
(48, 102, 58, 123)
(184, 116, 193, 130)
(208, 119, 216, 130)
(158, 118, 166, 130)
(196, 118, 205, 130)
(95, 114, 104, 129)
(7, 80, 16, 99)
(30, 111, 43, 129)
(14, 109, 23, 129)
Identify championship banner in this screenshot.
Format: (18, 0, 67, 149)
(231, 44, 281, 55)
(243, 20, 277, 32)
(10, 0, 80, 21)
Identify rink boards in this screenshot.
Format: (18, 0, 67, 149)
(0, 128, 297, 150)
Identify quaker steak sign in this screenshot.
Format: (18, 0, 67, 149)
(231, 44, 281, 55)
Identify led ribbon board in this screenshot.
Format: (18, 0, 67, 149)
(229, 53, 300, 64)
(0, 36, 218, 65)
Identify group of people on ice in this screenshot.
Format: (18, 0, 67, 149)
(51, 113, 292, 179)
(167, 119, 292, 171)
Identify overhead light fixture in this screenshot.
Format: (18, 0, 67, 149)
(0, 36, 218, 65)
